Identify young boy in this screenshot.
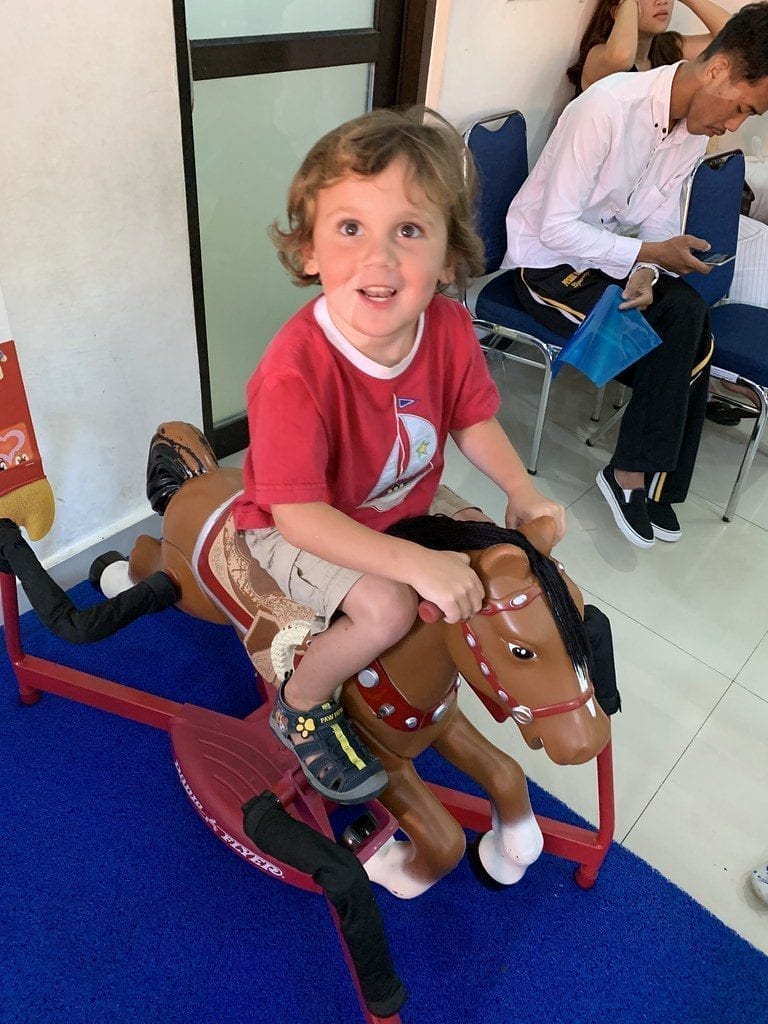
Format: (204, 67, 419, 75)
(232, 108, 565, 805)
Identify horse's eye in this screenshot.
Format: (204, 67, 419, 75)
(508, 644, 536, 660)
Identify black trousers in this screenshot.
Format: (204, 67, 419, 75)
(513, 266, 713, 503)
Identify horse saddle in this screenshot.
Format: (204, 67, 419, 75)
(192, 498, 315, 686)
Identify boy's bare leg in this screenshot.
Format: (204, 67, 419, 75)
(282, 505, 489, 709)
(284, 574, 418, 709)
(270, 574, 417, 804)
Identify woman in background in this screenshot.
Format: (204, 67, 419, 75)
(568, 0, 731, 94)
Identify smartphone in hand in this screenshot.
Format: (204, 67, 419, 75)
(699, 252, 736, 265)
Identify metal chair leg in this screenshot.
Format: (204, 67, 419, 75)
(723, 380, 768, 522)
(527, 356, 553, 474)
(586, 402, 627, 449)
(591, 385, 606, 422)
(591, 383, 626, 424)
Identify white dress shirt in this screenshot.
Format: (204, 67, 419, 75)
(502, 63, 707, 280)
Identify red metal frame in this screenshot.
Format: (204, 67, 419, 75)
(1, 569, 615, 1022)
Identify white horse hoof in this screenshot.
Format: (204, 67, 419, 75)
(476, 814, 544, 886)
(363, 836, 434, 899)
(93, 554, 133, 598)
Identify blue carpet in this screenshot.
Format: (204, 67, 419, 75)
(1, 582, 766, 1024)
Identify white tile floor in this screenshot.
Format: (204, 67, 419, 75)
(441, 354, 768, 956)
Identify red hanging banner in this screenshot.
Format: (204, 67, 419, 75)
(0, 340, 55, 539)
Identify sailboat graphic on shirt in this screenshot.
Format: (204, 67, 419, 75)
(358, 411, 437, 514)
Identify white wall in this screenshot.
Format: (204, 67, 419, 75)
(0, 285, 10, 344)
(0, 1, 201, 568)
(434, 0, 594, 158)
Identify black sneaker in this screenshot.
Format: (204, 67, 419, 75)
(596, 467, 655, 548)
(647, 500, 681, 542)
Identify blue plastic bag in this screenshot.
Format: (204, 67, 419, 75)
(551, 284, 663, 387)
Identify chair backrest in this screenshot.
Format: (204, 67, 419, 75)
(681, 149, 744, 305)
(464, 111, 528, 275)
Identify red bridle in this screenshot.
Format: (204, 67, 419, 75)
(460, 583, 595, 725)
(353, 581, 596, 733)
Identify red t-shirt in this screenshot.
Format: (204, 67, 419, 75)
(232, 293, 499, 532)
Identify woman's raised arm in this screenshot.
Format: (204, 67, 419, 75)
(678, 0, 731, 60)
(581, 0, 641, 90)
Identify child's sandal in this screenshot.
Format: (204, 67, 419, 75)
(269, 683, 388, 805)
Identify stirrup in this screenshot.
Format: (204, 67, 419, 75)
(269, 683, 387, 805)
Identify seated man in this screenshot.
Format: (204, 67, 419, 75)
(503, 2, 768, 549)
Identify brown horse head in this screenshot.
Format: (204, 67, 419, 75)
(440, 517, 610, 766)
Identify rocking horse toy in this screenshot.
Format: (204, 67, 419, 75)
(0, 339, 616, 1023)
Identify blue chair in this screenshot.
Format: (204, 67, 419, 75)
(462, 111, 575, 474)
(673, 149, 768, 522)
(680, 150, 743, 304)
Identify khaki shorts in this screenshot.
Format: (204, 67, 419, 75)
(242, 485, 477, 633)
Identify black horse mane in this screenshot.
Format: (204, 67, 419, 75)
(386, 515, 591, 674)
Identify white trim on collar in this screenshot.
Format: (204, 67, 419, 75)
(313, 296, 424, 379)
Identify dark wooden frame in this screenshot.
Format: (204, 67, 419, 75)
(172, 0, 437, 457)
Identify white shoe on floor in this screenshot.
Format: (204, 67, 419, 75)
(751, 862, 768, 905)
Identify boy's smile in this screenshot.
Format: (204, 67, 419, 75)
(302, 156, 453, 365)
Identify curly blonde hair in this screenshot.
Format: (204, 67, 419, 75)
(271, 106, 485, 291)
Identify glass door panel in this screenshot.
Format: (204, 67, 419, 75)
(193, 64, 370, 425)
(186, 1, 375, 39)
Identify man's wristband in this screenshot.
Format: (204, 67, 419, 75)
(631, 262, 660, 286)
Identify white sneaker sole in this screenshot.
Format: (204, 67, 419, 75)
(651, 523, 682, 543)
(596, 471, 655, 549)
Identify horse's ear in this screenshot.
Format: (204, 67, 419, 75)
(516, 515, 558, 557)
(472, 544, 530, 594)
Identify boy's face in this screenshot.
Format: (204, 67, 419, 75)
(302, 156, 453, 362)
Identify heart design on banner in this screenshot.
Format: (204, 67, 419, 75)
(0, 425, 29, 466)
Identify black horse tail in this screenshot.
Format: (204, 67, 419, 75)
(146, 421, 220, 516)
